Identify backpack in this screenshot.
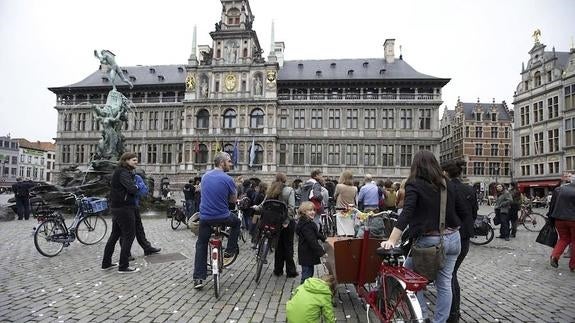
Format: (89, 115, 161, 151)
(384, 188, 396, 208)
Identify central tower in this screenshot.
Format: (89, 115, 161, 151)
(183, 0, 279, 176)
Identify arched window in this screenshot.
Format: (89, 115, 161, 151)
(250, 108, 264, 128)
(195, 144, 208, 164)
(227, 8, 240, 25)
(223, 109, 237, 128)
(196, 109, 209, 128)
(534, 71, 541, 87)
(248, 143, 264, 165)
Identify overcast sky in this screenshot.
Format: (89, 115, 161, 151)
(0, 0, 573, 142)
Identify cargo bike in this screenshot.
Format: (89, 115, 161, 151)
(324, 209, 429, 322)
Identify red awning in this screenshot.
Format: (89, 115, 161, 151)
(517, 180, 561, 189)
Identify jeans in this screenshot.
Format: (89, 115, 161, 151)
(405, 231, 461, 323)
(102, 207, 136, 270)
(193, 213, 241, 280)
(301, 265, 314, 283)
(450, 236, 470, 321)
(185, 200, 195, 218)
(15, 197, 30, 220)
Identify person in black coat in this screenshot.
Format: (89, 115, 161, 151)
(101, 152, 140, 273)
(443, 160, 478, 323)
(296, 201, 326, 284)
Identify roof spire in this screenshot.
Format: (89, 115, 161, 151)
(270, 20, 275, 55)
(188, 25, 198, 65)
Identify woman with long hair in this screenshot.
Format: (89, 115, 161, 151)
(442, 160, 478, 322)
(265, 173, 298, 277)
(381, 150, 465, 322)
(333, 170, 357, 236)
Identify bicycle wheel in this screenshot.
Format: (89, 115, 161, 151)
(209, 245, 221, 298)
(254, 237, 269, 283)
(522, 212, 546, 232)
(34, 219, 66, 257)
(76, 214, 107, 245)
(376, 276, 422, 321)
(171, 212, 182, 230)
(470, 225, 495, 246)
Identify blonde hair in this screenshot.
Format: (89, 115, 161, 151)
(298, 201, 315, 217)
(320, 274, 337, 295)
(338, 170, 354, 186)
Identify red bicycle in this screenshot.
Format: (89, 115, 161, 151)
(326, 228, 428, 322)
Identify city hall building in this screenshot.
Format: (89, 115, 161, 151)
(49, 0, 449, 186)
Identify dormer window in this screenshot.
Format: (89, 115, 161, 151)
(363, 62, 369, 68)
(491, 112, 497, 122)
(316, 71, 322, 77)
(330, 63, 336, 68)
(149, 68, 156, 74)
(158, 75, 165, 81)
(129, 76, 136, 82)
(122, 69, 128, 75)
(298, 63, 304, 69)
(227, 8, 240, 25)
(347, 70, 354, 76)
(474, 112, 481, 122)
(177, 67, 184, 73)
(379, 69, 385, 75)
(102, 77, 109, 83)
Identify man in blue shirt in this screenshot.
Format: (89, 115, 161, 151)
(193, 152, 240, 289)
(357, 174, 380, 211)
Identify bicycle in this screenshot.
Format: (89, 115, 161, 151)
(319, 209, 336, 237)
(470, 214, 495, 246)
(253, 199, 287, 283)
(326, 226, 427, 322)
(168, 200, 189, 230)
(207, 223, 239, 298)
(33, 193, 108, 257)
(486, 203, 546, 232)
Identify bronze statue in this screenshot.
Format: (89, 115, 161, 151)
(94, 49, 134, 90)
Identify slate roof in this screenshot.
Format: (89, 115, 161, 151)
(278, 58, 448, 82)
(545, 51, 570, 69)
(461, 102, 511, 121)
(49, 65, 187, 91)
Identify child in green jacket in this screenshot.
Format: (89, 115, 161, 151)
(286, 275, 336, 323)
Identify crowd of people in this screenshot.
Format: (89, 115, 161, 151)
(50, 149, 571, 322)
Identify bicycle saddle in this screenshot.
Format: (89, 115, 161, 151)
(376, 246, 404, 257)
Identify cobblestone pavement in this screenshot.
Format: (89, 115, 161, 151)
(0, 197, 573, 322)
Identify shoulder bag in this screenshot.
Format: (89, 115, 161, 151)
(409, 180, 447, 281)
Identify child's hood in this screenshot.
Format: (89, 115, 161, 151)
(302, 278, 332, 296)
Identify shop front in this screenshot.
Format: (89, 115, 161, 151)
(517, 179, 561, 198)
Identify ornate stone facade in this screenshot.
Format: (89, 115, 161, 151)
(49, 0, 450, 187)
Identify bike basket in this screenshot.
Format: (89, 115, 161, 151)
(81, 197, 108, 214)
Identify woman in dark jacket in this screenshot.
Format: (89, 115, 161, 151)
(381, 150, 465, 323)
(101, 152, 140, 273)
(265, 173, 298, 278)
(443, 160, 477, 323)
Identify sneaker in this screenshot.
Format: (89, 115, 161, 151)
(118, 267, 140, 273)
(101, 263, 118, 270)
(193, 279, 204, 289)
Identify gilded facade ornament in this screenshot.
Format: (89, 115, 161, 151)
(225, 73, 237, 91)
(266, 70, 277, 83)
(186, 73, 196, 90)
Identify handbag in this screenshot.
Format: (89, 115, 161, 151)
(410, 180, 447, 281)
(535, 219, 558, 248)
